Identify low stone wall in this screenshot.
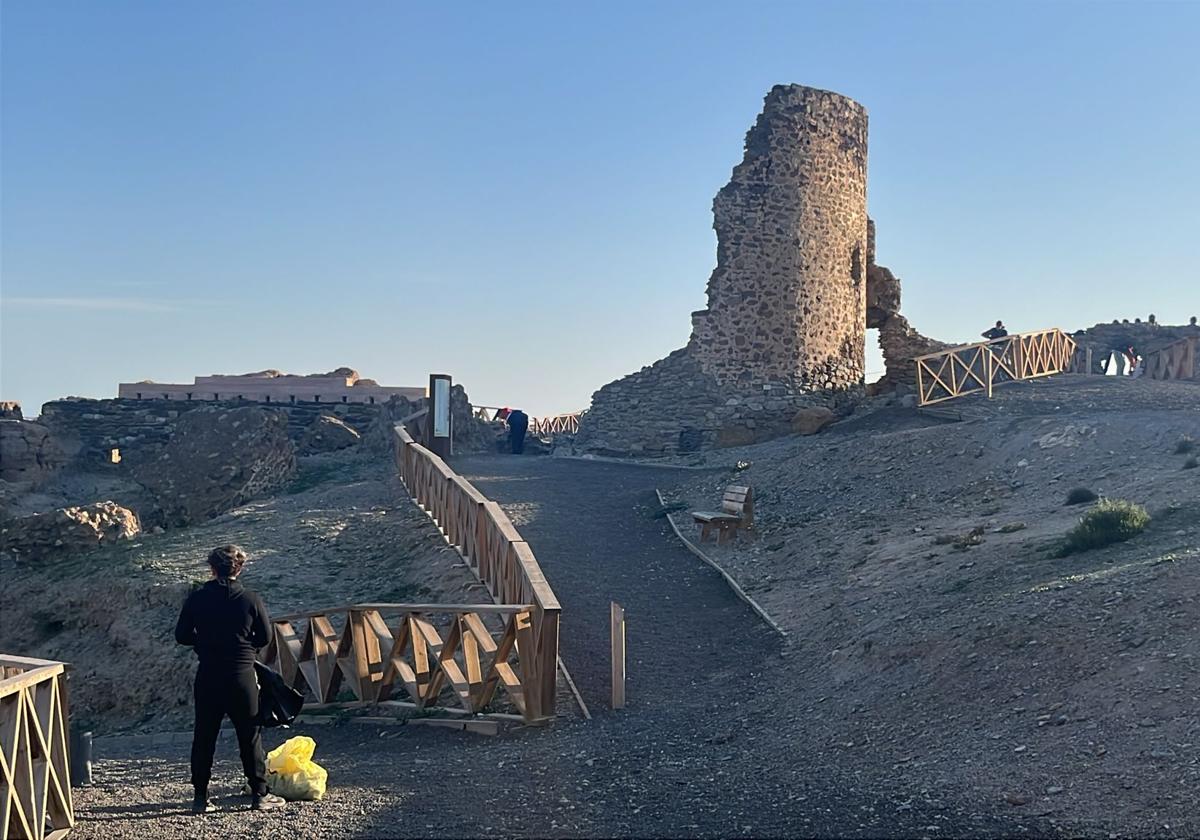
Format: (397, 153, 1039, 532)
(1071, 322, 1200, 372)
(573, 349, 846, 457)
(0, 419, 68, 487)
(38, 398, 381, 467)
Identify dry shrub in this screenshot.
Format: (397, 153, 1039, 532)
(1056, 499, 1150, 557)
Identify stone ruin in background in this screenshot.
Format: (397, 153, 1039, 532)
(575, 84, 942, 457)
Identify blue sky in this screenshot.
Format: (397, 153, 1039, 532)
(3, 0, 1198, 417)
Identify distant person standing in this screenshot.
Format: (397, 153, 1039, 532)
(175, 545, 285, 814)
(981, 320, 1008, 341)
(507, 408, 529, 454)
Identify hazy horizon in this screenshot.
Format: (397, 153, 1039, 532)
(3, 1, 1198, 417)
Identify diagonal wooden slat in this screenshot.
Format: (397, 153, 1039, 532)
(915, 328, 1075, 406)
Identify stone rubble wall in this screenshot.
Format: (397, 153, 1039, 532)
(128, 406, 296, 527)
(689, 84, 868, 390)
(572, 349, 841, 457)
(38, 398, 381, 467)
(576, 84, 870, 456)
(1071, 322, 1200, 372)
(0, 419, 68, 487)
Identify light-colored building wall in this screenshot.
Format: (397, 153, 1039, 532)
(118, 376, 424, 405)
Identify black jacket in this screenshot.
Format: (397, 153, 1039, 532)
(175, 579, 271, 673)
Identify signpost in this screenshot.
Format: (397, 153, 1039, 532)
(427, 373, 453, 459)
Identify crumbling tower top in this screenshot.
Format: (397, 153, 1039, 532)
(688, 84, 869, 390)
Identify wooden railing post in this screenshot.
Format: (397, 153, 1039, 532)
(610, 602, 626, 710)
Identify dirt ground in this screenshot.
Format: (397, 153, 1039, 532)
(0, 452, 478, 734)
(661, 375, 1200, 835)
(69, 450, 1047, 839)
(9, 375, 1199, 836)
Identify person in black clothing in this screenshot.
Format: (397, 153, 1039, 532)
(981, 320, 1008, 341)
(506, 408, 529, 454)
(175, 545, 285, 813)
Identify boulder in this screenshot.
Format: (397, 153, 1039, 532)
(299, 414, 361, 454)
(0, 501, 140, 562)
(0, 401, 22, 420)
(790, 407, 835, 436)
(0, 419, 67, 487)
(130, 406, 296, 526)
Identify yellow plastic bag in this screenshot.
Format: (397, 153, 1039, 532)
(266, 736, 327, 801)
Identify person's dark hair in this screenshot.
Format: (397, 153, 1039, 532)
(207, 544, 248, 580)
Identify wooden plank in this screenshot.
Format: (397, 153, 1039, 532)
(272, 604, 531, 621)
(0, 665, 63, 700)
(610, 602, 626, 710)
(407, 718, 500, 736)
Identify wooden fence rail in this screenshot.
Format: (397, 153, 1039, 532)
(392, 425, 561, 721)
(1144, 336, 1198, 381)
(914, 328, 1077, 406)
(0, 655, 73, 840)
(259, 604, 546, 720)
(471, 407, 584, 437)
(529, 413, 583, 436)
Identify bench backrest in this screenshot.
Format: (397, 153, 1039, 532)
(722, 485, 754, 527)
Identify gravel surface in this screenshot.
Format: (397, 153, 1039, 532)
(72, 454, 1053, 838)
(662, 375, 1200, 836)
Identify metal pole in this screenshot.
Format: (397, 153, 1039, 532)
(70, 729, 93, 786)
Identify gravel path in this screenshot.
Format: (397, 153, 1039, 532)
(454, 455, 779, 711)
(72, 455, 1055, 838)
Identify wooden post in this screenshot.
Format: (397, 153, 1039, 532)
(610, 602, 625, 710)
(985, 345, 994, 399)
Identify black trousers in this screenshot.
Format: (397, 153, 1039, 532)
(510, 427, 527, 454)
(190, 667, 268, 796)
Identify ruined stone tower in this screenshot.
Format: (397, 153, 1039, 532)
(689, 85, 868, 389)
(575, 84, 892, 456)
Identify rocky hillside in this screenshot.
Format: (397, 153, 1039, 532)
(0, 451, 478, 734)
(663, 375, 1200, 834)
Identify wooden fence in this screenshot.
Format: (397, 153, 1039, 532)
(529, 413, 583, 436)
(1144, 336, 1198, 381)
(0, 655, 73, 840)
(915, 328, 1077, 406)
(471, 406, 584, 437)
(391, 425, 561, 720)
(260, 604, 548, 720)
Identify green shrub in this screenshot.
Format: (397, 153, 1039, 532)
(1175, 436, 1196, 455)
(1065, 487, 1098, 506)
(1184, 457, 1199, 470)
(1056, 499, 1150, 557)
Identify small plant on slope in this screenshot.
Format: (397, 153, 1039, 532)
(1056, 499, 1150, 557)
(1065, 486, 1098, 506)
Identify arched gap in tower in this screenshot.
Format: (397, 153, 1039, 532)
(865, 328, 884, 384)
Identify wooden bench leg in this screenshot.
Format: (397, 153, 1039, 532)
(698, 522, 711, 543)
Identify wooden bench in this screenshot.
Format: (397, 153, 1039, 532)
(692, 485, 754, 544)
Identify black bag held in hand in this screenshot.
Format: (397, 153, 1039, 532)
(254, 661, 304, 728)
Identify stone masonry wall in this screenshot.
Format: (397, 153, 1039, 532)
(689, 85, 868, 389)
(38, 398, 381, 467)
(575, 84, 869, 456)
